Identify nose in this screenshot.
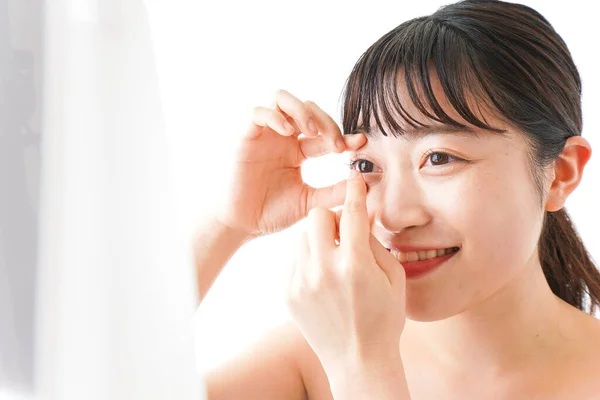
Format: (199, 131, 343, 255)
(371, 175, 432, 233)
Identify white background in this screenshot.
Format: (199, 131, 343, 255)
(145, 0, 600, 374)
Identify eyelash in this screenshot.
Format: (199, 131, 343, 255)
(346, 150, 465, 173)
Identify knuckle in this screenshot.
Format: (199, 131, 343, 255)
(345, 198, 365, 213)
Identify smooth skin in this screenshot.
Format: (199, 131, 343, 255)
(196, 88, 600, 399)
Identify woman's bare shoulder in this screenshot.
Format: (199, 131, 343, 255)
(279, 314, 600, 399)
(203, 320, 312, 400)
(553, 311, 600, 398)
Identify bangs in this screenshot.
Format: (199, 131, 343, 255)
(340, 17, 508, 138)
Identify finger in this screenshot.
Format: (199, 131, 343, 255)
(304, 179, 347, 212)
(272, 89, 319, 138)
(249, 106, 296, 139)
(297, 133, 368, 164)
(369, 234, 405, 288)
(270, 99, 303, 137)
(304, 101, 345, 152)
(339, 170, 370, 249)
(306, 208, 337, 256)
(298, 135, 329, 161)
(335, 209, 342, 245)
(343, 133, 368, 151)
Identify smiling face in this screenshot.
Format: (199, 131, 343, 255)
(348, 72, 549, 322)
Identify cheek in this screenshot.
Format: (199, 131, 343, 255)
(443, 170, 541, 277)
(366, 190, 379, 223)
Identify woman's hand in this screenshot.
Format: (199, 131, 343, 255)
(285, 169, 407, 384)
(214, 89, 366, 239)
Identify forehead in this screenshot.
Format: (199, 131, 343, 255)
(351, 66, 512, 140)
(351, 123, 483, 141)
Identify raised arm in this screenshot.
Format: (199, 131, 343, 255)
(193, 217, 250, 303)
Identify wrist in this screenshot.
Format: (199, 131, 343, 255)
(326, 352, 403, 383)
(209, 217, 255, 246)
(327, 355, 410, 400)
(193, 216, 253, 303)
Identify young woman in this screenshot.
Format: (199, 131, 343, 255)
(195, 0, 600, 398)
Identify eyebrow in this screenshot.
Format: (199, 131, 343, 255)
(351, 125, 481, 140)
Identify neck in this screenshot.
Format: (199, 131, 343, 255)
(401, 253, 581, 376)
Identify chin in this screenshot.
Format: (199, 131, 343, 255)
(404, 296, 469, 322)
(405, 309, 449, 323)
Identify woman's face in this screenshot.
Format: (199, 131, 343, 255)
(350, 77, 547, 322)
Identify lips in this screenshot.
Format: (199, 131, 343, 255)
(385, 246, 460, 262)
(385, 246, 461, 279)
(385, 244, 460, 253)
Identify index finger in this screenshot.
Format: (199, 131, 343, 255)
(304, 101, 345, 152)
(339, 170, 370, 249)
(271, 89, 319, 138)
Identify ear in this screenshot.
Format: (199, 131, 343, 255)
(545, 136, 592, 212)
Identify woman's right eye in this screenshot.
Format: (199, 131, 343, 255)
(349, 159, 379, 173)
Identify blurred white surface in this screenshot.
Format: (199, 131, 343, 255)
(33, 0, 203, 399)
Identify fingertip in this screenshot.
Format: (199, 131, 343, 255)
(345, 170, 367, 210)
(348, 169, 361, 180)
(347, 169, 365, 187)
(342, 133, 367, 150)
(334, 137, 345, 153)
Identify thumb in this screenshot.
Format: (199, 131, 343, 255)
(369, 234, 405, 288)
(305, 179, 347, 211)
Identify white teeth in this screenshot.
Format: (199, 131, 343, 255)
(406, 251, 419, 262)
(389, 247, 459, 263)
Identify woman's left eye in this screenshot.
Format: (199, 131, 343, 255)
(423, 150, 463, 167)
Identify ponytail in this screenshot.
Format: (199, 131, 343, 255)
(539, 207, 600, 316)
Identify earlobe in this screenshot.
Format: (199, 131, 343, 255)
(545, 186, 565, 212)
(544, 136, 592, 212)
